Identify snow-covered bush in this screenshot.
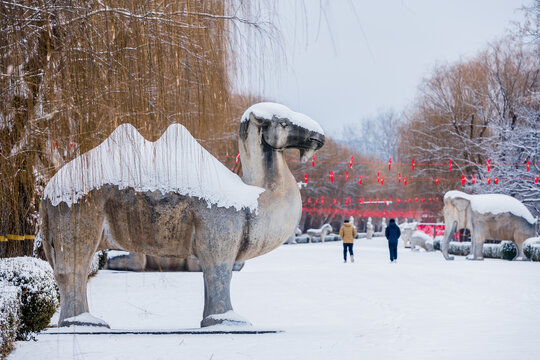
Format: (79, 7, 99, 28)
(88, 250, 107, 277)
(482, 244, 501, 259)
(523, 237, 540, 261)
(448, 241, 470, 256)
(0, 257, 59, 340)
(433, 236, 442, 251)
(0, 283, 21, 359)
(500, 241, 517, 260)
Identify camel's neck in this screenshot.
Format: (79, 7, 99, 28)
(239, 128, 295, 191)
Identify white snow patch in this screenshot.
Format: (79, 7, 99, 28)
(205, 311, 251, 326)
(11, 239, 540, 360)
(241, 102, 324, 135)
(444, 190, 535, 224)
(106, 250, 131, 260)
(43, 123, 264, 211)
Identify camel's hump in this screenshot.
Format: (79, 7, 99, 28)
(43, 123, 264, 211)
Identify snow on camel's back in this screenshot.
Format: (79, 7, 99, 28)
(39, 102, 325, 328)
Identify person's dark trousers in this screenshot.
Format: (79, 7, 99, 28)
(388, 240, 398, 261)
(343, 243, 354, 260)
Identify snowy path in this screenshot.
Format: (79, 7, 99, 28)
(9, 238, 540, 360)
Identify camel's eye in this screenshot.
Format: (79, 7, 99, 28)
(280, 122, 288, 128)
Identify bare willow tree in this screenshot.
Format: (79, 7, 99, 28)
(0, 0, 274, 249)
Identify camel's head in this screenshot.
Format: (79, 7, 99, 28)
(240, 102, 325, 162)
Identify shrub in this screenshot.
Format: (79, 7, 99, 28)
(98, 250, 108, 270)
(433, 236, 442, 251)
(448, 241, 470, 256)
(500, 241, 517, 260)
(0, 284, 21, 359)
(523, 237, 540, 261)
(482, 244, 501, 259)
(0, 257, 59, 340)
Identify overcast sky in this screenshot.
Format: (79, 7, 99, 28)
(247, 0, 527, 138)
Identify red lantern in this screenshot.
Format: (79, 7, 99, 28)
(487, 177, 491, 185)
(461, 174, 466, 186)
(349, 156, 353, 169)
(435, 177, 439, 185)
(312, 155, 315, 168)
(388, 157, 392, 171)
(329, 170, 334, 184)
(381, 177, 384, 185)
(449, 158, 452, 171)
(377, 172, 380, 183)
(415, 197, 418, 202)
(535, 176, 538, 184)
(421, 197, 425, 203)
(235, 152, 240, 164)
(412, 158, 415, 171)
(472, 175, 475, 184)
(495, 177, 499, 185)
(359, 176, 362, 185)
(526, 158, 529, 172)
(333, 198, 337, 205)
(398, 172, 402, 183)
(321, 195, 325, 204)
(487, 159, 491, 172)
(304, 174, 308, 183)
(404, 176, 407, 186)
(346, 171, 349, 181)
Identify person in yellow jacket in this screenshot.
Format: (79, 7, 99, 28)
(339, 219, 357, 263)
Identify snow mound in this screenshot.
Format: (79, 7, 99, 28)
(43, 124, 264, 211)
(63, 313, 109, 327)
(241, 102, 324, 135)
(444, 191, 535, 224)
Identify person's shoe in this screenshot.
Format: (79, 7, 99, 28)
(344, 259, 347, 263)
(351, 255, 355, 263)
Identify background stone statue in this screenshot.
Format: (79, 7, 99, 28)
(441, 191, 537, 261)
(306, 224, 333, 243)
(39, 102, 325, 328)
(366, 217, 374, 239)
(381, 217, 387, 235)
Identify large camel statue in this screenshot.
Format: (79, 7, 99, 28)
(40, 102, 325, 328)
(441, 191, 537, 261)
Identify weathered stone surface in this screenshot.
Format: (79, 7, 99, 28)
(40, 103, 325, 328)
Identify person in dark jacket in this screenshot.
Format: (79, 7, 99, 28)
(385, 218, 401, 262)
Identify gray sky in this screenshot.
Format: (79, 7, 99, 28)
(250, 0, 527, 138)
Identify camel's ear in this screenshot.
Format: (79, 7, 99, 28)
(452, 197, 469, 212)
(250, 113, 269, 127)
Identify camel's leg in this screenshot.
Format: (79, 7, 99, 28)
(48, 205, 109, 328)
(199, 262, 251, 327)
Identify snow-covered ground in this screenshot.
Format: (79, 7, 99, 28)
(9, 238, 540, 360)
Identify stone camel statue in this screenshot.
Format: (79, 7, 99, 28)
(306, 223, 333, 243)
(441, 191, 537, 261)
(39, 102, 325, 328)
